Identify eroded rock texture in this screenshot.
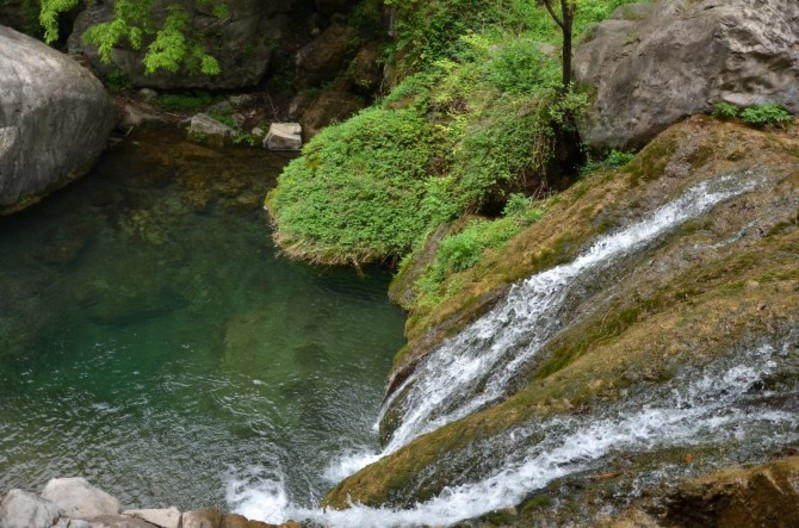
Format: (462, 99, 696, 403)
(574, 0, 799, 149)
(0, 25, 116, 214)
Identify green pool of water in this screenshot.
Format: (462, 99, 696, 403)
(0, 130, 406, 512)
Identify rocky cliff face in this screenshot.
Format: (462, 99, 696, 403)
(68, 0, 363, 91)
(0, 25, 116, 214)
(573, 0, 799, 149)
(323, 115, 799, 525)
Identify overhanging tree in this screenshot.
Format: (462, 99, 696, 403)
(39, 0, 227, 75)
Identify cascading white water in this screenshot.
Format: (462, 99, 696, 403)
(380, 172, 763, 452)
(229, 341, 797, 527)
(225, 172, 796, 526)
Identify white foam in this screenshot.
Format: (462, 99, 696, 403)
(323, 449, 382, 484)
(381, 174, 763, 451)
(228, 174, 789, 527)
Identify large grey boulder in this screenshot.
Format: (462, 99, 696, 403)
(0, 25, 116, 214)
(0, 489, 63, 528)
(41, 478, 121, 519)
(69, 0, 293, 90)
(573, 0, 799, 149)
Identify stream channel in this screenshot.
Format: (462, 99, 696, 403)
(0, 129, 407, 520)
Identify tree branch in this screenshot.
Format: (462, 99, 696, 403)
(542, 0, 564, 29)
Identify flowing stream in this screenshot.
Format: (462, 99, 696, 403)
(231, 171, 799, 525)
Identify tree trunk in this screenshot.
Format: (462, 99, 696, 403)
(560, 0, 573, 89)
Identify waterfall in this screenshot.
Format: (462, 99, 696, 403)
(226, 171, 797, 526)
(229, 340, 797, 527)
(380, 172, 762, 452)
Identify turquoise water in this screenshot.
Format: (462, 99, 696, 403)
(0, 131, 406, 513)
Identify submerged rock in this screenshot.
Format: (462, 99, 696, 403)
(184, 114, 238, 148)
(0, 25, 116, 214)
(42, 478, 121, 519)
(85, 515, 158, 528)
(0, 489, 63, 528)
(573, 0, 799, 149)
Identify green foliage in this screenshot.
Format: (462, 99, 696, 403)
(415, 201, 544, 305)
(267, 0, 642, 266)
(581, 148, 636, 174)
(604, 149, 636, 167)
(740, 103, 793, 127)
(711, 102, 739, 120)
(104, 68, 133, 94)
(40, 0, 223, 76)
(267, 108, 441, 264)
(156, 91, 217, 111)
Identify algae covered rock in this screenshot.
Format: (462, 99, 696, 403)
(0, 25, 116, 214)
(323, 116, 799, 525)
(662, 456, 799, 528)
(573, 0, 799, 149)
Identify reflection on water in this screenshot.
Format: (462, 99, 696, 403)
(0, 130, 406, 510)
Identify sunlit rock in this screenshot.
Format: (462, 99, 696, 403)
(0, 489, 63, 528)
(42, 478, 121, 519)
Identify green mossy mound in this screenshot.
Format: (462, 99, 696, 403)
(266, 0, 645, 266)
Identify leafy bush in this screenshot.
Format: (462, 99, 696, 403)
(415, 200, 544, 305)
(156, 92, 217, 111)
(266, 0, 642, 266)
(266, 108, 441, 265)
(711, 102, 738, 120)
(104, 68, 132, 94)
(581, 148, 636, 174)
(740, 103, 793, 127)
(604, 149, 636, 167)
(483, 38, 559, 94)
(40, 0, 225, 75)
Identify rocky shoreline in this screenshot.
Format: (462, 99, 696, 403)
(0, 478, 299, 528)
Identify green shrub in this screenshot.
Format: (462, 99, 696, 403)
(604, 149, 635, 167)
(740, 103, 793, 127)
(483, 38, 559, 94)
(156, 91, 217, 111)
(266, 108, 442, 265)
(711, 102, 738, 120)
(105, 68, 132, 94)
(581, 148, 636, 174)
(415, 201, 544, 306)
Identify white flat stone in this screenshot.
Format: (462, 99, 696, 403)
(264, 123, 302, 151)
(42, 478, 121, 519)
(122, 507, 181, 528)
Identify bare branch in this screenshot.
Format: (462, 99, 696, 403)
(542, 0, 564, 29)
